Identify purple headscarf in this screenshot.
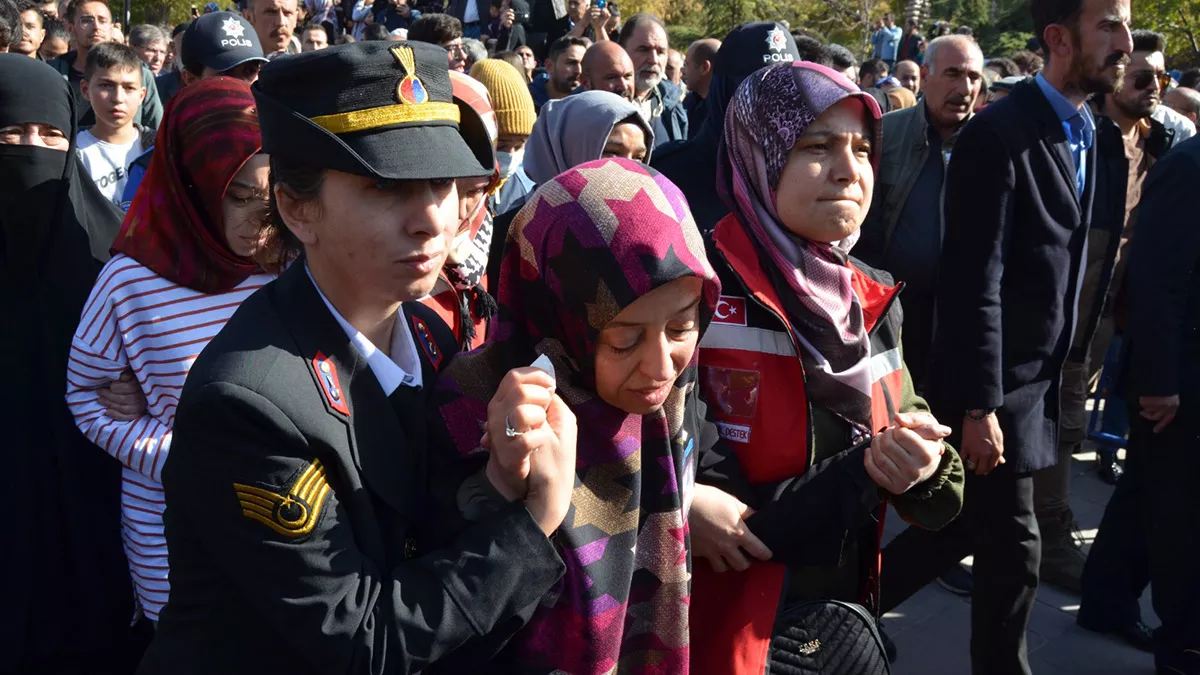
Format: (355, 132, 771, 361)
(718, 61, 883, 436)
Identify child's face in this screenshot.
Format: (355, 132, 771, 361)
(81, 66, 145, 129)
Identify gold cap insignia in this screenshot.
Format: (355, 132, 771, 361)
(391, 46, 430, 105)
(308, 45, 460, 135)
(234, 460, 331, 537)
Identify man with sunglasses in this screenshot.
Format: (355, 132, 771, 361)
(1071, 28, 1178, 654)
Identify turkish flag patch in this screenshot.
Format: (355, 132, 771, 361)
(712, 295, 747, 326)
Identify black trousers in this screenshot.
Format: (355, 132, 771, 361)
(880, 463, 1040, 675)
(1081, 407, 1200, 660)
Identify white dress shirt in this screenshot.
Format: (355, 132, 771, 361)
(307, 266, 423, 395)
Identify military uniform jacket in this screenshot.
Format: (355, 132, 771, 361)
(138, 262, 566, 675)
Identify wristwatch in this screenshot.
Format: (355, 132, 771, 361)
(965, 408, 995, 421)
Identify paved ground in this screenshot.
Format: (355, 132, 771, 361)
(882, 446, 1159, 674)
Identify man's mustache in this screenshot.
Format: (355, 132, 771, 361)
(1105, 52, 1130, 69)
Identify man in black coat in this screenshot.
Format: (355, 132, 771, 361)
(138, 42, 578, 674)
(1095, 135, 1200, 674)
(879, 0, 1133, 671)
(1045, 31, 1173, 613)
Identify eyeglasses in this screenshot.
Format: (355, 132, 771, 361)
(1132, 70, 1172, 91)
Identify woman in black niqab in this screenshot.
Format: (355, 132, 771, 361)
(0, 54, 149, 673)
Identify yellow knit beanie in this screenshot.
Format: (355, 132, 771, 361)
(469, 59, 537, 137)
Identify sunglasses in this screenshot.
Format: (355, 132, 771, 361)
(1132, 70, 1172, 91)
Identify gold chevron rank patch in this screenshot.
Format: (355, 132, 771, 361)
(233, 460, 331, 537)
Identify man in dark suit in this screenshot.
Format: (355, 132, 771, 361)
(1115, 133, 1200, 675)
(138, 42, 578, 674)
(879, 0, 1133, 672)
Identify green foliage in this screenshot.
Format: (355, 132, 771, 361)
(980, 30, 1032, 56)
(695, 0, 885, 56)
(701, 0, 753, 37)
(666, 23, 705, 49)
(1132, 0, 1200, 65)
(126, 0, 226, 29)
(931, 0, 987, 32)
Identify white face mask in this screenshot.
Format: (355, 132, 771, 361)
(496, 147, 524, 180)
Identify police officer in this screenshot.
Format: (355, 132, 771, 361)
(138, 41, 577, 674)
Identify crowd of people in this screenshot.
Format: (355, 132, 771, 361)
(2, 0, 1199, 671)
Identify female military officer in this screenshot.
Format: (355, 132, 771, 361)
(137, 42, 577, 674)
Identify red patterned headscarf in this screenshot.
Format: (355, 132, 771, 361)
(112, 77, 263, 293)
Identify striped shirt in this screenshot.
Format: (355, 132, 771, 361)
(66, 254, 270, 620)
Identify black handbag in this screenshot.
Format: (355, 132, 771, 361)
(765, 599, 891, 675)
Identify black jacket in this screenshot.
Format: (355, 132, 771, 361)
(2, 55, 143, 673)
(651, 73, 738, 236)
(683, 90, 706, 139)
(447, 0, 488, 25)
(929, 79, 1094, 473)
(139, 262, 565, 675)
(651, 120, 722, 235)
(1125, 134, 1200, 400)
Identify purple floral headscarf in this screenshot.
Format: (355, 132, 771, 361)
(718, 61, 883, 436)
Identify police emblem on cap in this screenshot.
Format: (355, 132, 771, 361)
(766, 26, 788, 52)
(221, 16, 245, 38)
(392, 46, 429, 105)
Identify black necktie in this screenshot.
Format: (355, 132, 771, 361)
(387, 384, 427, 450)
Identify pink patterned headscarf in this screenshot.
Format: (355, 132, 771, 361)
(718, 61, 883, 436)
(437, 159, 718, 674)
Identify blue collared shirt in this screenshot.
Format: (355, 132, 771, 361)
(1034, 73, 1095, 199)
(874, 25, 902, 61)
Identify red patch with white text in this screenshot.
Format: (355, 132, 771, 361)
(712, 295, 747, 326)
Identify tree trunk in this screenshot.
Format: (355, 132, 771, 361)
(1179, 7, 1200, 60)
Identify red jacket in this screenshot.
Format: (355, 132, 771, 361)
(421, 277, 489, 352)
(691, 214, 960, 675)
(698, 215, 906, 479)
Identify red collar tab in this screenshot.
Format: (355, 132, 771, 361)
(312, 351, 350, 417)
(411, 315, 443, 371)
